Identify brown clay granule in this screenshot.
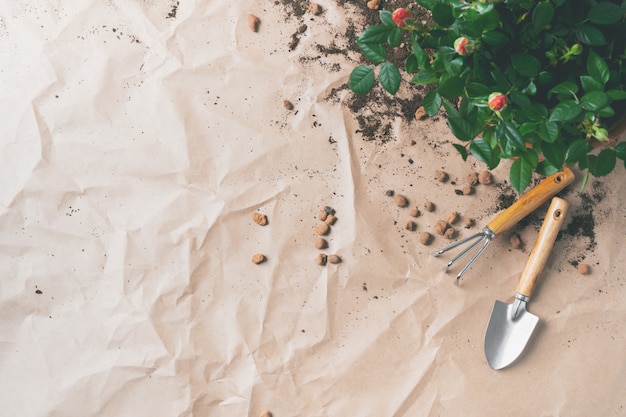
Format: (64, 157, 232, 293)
(424, 200, 435, 212)
(462, 217, 475, 228)
(447, 211, 460, 225)
(414, 106, 427, 120)
(478, 170, 493, 185)
(577, 263, 590, 275)
(510, 233, 523, 250)
(308, 3, 322, 15)
(444, 227, 456, 239)
(251, 254, 266, 264)
(435, 170, 449, 182)
(283, 100, 294, 110)
(435, 220, 449, 235)
(316, 253, 327, 266)
(247, 14, 260, 32)
(367, 0, 381, 10)
(317, 210, 328, 221)
(259, 411, 272, 417)
(328, 254, 342, 264)
(405, 220, 416, 231)
(325, 214, 337, 225)
(394, 193, 409, 207)
(462, 184, 474, 195)
(315, 223, 330, 235)
(252, 212, 268, 226)
(408, 207, 420, 217)
(419, 231, 433, 245)
(466, 171, 479, 186)
(315, 237, 328, 249)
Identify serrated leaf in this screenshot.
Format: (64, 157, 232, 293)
(576, 23, 606, 46)
(453, 144, 468, 161)
(387, 27, 402, 47)
(357, 40, 387, 64)
(580, 91, 610, 111)
(588, 2, 626, 25)
(448, 117, 474, 141)
(587, 50, 610, 84)
(589, 149, 616, 176)
(511, 53, 541, 77)
(358, 25, 393, 44)
(565, 139, 592, 164)
(422, 90, 442, 116)
(349, 66, 376, 95)
(615, 142, 626, 160)
(496, 120, 525, 149)
(549, 100, 582, 122)
(379, 62, 401, 95)
(532, 0, 554, 33)
(470, 138, 499, 169)
(509, 158, 533, 193)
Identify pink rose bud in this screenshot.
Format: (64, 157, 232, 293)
(488, 92, 507, 111)
(392, 8, 411, 27)
(454, 37, 470, 55)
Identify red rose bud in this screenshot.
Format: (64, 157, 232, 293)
(454, 37, 470, 55)
(488, 92, 507, 111)
(392, 8, 411, 27)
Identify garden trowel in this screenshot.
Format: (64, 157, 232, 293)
(484, 196, 569, 370)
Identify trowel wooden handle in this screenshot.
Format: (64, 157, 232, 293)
(486, 167, 574, 236)
(515, 197, 569, 298)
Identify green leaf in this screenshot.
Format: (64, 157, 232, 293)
(580, 75, 604, 93)
(442, 99, 461, 118)
(587, 50, 610, 84)
(576, 24, 606, 46)
(496, 120, 525, 149)
(379, 62, 401, 95)
(565, 139, 593, 164)
(519, 122, 537, 137)
(511, 53, 541, 77)
(549, 100, 582, 122)
(411, 42, 431, 70)
(541, 141, 566, 167)
(448, 117, 475, 141)
(482, 30, 509, 46)
(470, 138, 500, 169)
(453, 144, 468, 161)
(548, 81, 578, 97)
(437, 76, 465, 99)
(405, 54, 418, 74)
(580, 91, 610, 111)
(412, 69, 437, 85)
(388, 28, 402, 48)
(357, 40, 387, 64)
(416, 0, 437, 11)
(588, 3, 626, 25)
(532, 0, 555, 33)
(608, 89, 626, 101)
(589, 149, 616, 176)
(379, 10, 394, 26)
(538, 121, 559, 143)
(349, 66, 376, 95)
(615, 142, 626, 160)
(509, 158, 533, 193)
(536, 160, 560, 176)
(432, 2, 454, 27)
(597, 105, 615, 118)
(422, 90, 442, 116)
(359, 25, 394, 44)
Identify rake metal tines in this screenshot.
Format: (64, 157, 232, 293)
(432, 227, 496, 285)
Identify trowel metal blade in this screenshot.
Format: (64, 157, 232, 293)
(484, 300, 539, 370)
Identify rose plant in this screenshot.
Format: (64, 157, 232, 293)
(349, 0, 626, 192)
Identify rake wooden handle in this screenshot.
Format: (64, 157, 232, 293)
(515, 197, 569, 298)
(486, 167, 574, 236)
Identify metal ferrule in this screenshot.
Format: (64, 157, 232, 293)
(483, 226, 496, 240)
(514, 292, 530, 303)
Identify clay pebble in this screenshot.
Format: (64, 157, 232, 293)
(577, 263, 590, 275)
(252, 212, 268, 226)
(419, 232, 433, 245)
(447, 211, 460, 225)
(424, 200, 435, 212)
(308, 3, 322, 15)
(408, 207, 420, 217)
(478, 170, 493, 185)
(315, 223, 330, 236)
(435, 170, 449, 182)
(367, 0, 381, 9)
(462, 185, 474, 195)
(283, 100, 294, 110)
(259, 411, 272, 417)
(251, 254, 266, 264)
(405, 220, 416, 231)
(394, 193, 409, 207)
(315, 237, 328, 249)
(444, 227, 456, 239)
(327, 254, 342, 264)
(247, 14, 260, 32)
(510, 233, 523, 249)
(325, 214, 337, 225)
(316, 253, 327, 266)
(318, 210, 328, 221)
(466, 171, 479, 186)
(435, 220, 449, 235)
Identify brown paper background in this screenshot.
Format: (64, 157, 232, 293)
(0, 1, 624, 416)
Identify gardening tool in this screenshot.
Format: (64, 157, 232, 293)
(484, 196, 569, 370)
(432, 167, 574, 284)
